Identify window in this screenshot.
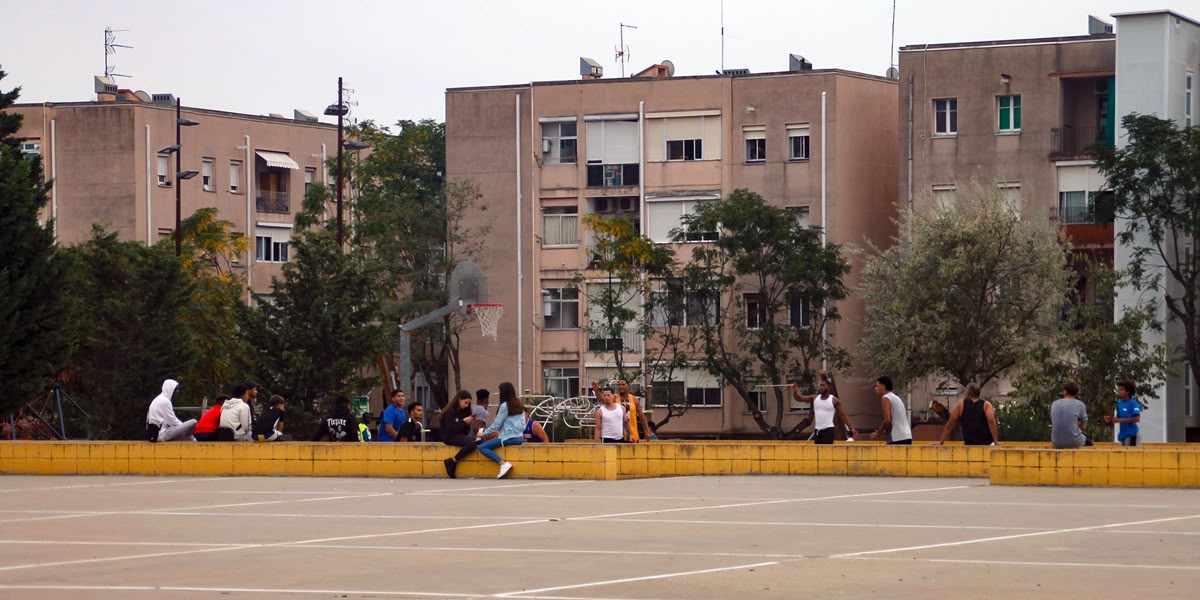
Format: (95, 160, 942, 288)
(997, 95, 1021, 132)
(157, 154, 170, 186)
(647, 197, 717, 243)
(543, 367, 580, 399)
(931, 184, 956, 210)
(744, 294, 768, 329)
(542, 206, 579, 246)
(666, 139, 702, 161)
(19, 141, 40, 159)
(650, 367, 721, 407)
(998, 183, 1022, 217)
(1058, 191, 1096, 225)
(653, 288, 718, 327)
(743, 126, 766, 162)
(1187, 364, 1194, 418)
(1187, 72, 1194, 128)
(305, 168, 315, 195)
(585, 118, 637, 165)
(542, 121, 577, 165)
(255, 232, 290, 262)
(787, 124, 810, 160)
(202, 158, 214, 191)
(746, 390, 768, 414)
(542, 288, 579, 329)
(934, 98, 958, 135)
(788, 206, 811, 228)
(789, 297, 811, 328)
(229, 160, 242, 193)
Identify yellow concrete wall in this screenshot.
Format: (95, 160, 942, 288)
(990, 448, 1200, 488)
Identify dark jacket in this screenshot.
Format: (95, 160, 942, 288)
(312, 406, 358, 442)
(440, 404, 472, 439)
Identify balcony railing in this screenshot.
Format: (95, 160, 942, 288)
(1055, 204, 1095, 225)
(1050, 126, 1112, 159)
(587, 327, 643, 353)
(256, 190, 290, 214)
(586, 163, 639, 188)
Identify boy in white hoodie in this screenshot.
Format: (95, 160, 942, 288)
(217, 384, 253, 441)
(146, 379, 197, 442)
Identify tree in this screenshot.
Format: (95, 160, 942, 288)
(352, 120, 489, 407)
(238, 183, 385, 432)
(60, 229, 199, 439)
(1095, 114, 1200, 406)
(860, 182, 1072, 388)
(672, 189, 851, 438)
(0, 67, 72, 416)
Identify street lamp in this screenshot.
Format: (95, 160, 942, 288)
(324, 77, 349, 246)
(160, 98, 199, 256)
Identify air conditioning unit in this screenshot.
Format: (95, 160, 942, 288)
(594, 198, 611, 213)
(619, 197, 636, 212)
(542, 138, 552, 154)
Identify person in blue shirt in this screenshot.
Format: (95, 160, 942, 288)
(478, 382, 526, 479)
(1104, 380, 1141, 446)
(376, 390, 407, 443)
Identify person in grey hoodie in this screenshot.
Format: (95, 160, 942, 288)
(146, 379, 196, 442)
(217, 384, 253, 441)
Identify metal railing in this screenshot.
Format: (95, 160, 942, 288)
(256, 190, 290, 214)
(1050, 126, 1111, 157)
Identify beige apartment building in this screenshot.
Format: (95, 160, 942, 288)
(898, 25, 1117, 413)
(12, 81, 338, 298)
(446, 62, 897, 436)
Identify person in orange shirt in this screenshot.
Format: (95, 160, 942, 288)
(616, 380, 652, 442)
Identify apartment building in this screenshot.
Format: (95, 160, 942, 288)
(446, 61, 897, 436)
(12, 80, 338, 298)
(902, 10, 1200, 441)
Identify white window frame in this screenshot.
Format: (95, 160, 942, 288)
(788, 206, 811, 228)
(649, 365, 722, 408)
(997, 95, 1021, 132)
(652, 287, 719, 327)
(304, 168, 315, 195)
(201, 158, 215, 191)
(931, 184, 957, 210)
(1187, 71, 1194, 128)
(542, 205, 579, 246)
(744, 293, 768, 329)
(19, 140, 40, 158)
(157, 154, 171, 187)
(746, 389, 769, 414)
(743, 125, 766, 163)
(542, 121, 578, 165)
(666, 138, 703, 161)
(229, 160, 242, 193)
(787, 123, 810, 161)
(789, 297, 811, 329)
(934, 98, 958, 136)
(543, 366, 580, 399)
(254, 227, 291, 263)
(1186, 364, 1195, 418)
(542, 287, 580, 330)
(646, 197, 717, 243)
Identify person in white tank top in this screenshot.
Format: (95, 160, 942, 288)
(791, 378, 857, 444)
(593, 389, 629, 443)
(870, 376, 912, 445)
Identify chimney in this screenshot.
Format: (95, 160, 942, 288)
(580, 57, 604, 80)
(94, 75, 118, 102)
(789, 54, 813, 72)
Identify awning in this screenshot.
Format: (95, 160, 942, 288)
(255, 150, 299, 170)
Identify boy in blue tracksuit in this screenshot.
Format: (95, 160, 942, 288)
(1104, 380, 1141, 446)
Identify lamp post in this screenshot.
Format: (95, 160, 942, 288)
(324, 77, 349, 246)
(160, 98, 199, 256)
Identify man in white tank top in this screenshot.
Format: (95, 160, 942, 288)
(792, 379, 857, 444)
(870, 376, 912, 445)
(593, 388, 630, 443)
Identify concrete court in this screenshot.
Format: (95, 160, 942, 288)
(0, 474, 1196, 599)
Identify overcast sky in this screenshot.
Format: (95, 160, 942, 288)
(0, 1, 1177, 129)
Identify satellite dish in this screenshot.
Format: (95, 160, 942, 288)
(661, 59, 675, 77)
(885, 66, 899, 80)
(133, 90, 152, 102)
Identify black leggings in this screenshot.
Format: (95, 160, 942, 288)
(813, 428, 835, 445)
(443, 434, 478, 461)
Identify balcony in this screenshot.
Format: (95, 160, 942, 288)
(587, 327, 643, 354)
(1050, 126, 1113, 161)
(256, 190, 290, 214)
(586, 163, 639, 188)
(1050, 206, 1114, 248)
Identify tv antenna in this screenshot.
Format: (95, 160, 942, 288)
(887, 0, 898, 76)
(720, 0, 725, 73)
(615, 22, 637, 77)
(104, 26, 133, 78)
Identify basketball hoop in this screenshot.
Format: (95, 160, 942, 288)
(470, 303, 504, 340)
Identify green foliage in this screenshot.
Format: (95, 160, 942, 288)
(993, 400, 1050, 442)
(0, 67, 72, 416)
(238, 183, 386, 436)
(860, 182, 1072, 387)
(672, 189, 851, 438)
(1095, 114, 1200, 408)
(60, 229, 199, 439)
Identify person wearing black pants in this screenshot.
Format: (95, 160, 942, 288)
(441, 390, 479, 478)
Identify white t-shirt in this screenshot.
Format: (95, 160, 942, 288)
(883, 391, 912, 442)
(813, 394, 837, 430)
(597, 403, 626, 440)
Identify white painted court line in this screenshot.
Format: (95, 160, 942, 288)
(411, 480, 590, 494)
(831, 513, 1200, 558)
(0, 477, 225, 494)
(0, 584, 473, 597)
(493, 560, 781, 597)
(0, 545, 254, 573)
(284, 518, 551, 545)
(575, 485, 972, 521)
(846, 556, 1200, 572)
(860, 498, 1200, 510)
(602, 517, 1041, 532)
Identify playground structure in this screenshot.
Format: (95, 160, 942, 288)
(523, 394, 602, 431)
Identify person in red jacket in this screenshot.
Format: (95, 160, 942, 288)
(193, 395, 226, 441)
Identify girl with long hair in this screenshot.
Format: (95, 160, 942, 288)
(478, 382, 526, 479)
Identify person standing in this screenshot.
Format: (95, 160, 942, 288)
(312, 396, 359, 442)
(252, 395, 286, 442)
(870, 377, 912, 445)
(932, 384, 1000, 446)
(377, 390, 408, 443)
(145, 378, 197, 442)
(593, 388, 629, 443)
(397, 402, 426, 442)
(792, 379, 857, 444)
(1104, 380, 1141, 447)
(441, 390, 479, 478)
(615, 380, 652, 442)
(478, 382, 526, 479)
(1051, 381, 1092, 449)
(217, 384, 252, 441)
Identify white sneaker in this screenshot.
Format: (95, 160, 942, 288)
(497, 462, 513, 479)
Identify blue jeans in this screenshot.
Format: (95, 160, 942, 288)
(478, 437, 522, 463)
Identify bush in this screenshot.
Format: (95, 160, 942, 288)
(995, 400, 1050, 442)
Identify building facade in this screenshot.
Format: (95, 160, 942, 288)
(13, 86, 338, 299)
(446, 65, 898, 435)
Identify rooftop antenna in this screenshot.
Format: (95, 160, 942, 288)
(104, 26, 133, 78)
(888, 0, 897, 75)
(720, 0, 725, 74)
(616, 22, 637, 77)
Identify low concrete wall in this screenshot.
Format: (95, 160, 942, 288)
(1, 441, 1195, 487)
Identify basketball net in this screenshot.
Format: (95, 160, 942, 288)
(471, 303, 503, 340)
